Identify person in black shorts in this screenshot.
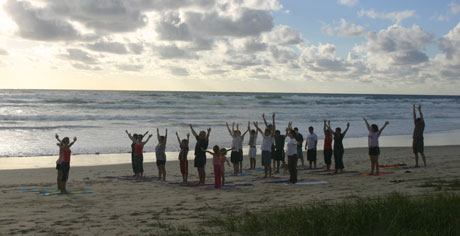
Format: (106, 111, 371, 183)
(190, 124, 211, 185)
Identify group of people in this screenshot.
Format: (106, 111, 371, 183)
(54, 104, 426, 191)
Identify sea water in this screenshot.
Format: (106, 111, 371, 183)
(1, 89, 459, 159)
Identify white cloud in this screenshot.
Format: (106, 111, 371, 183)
(86, 41, 128, 54)
(61, 48, 97, 64)
(449, 2, 460, 14)
(326, 18, 366, 37)
(358, 9, 415, 24)
(116, 64, 143, 72)
(358, 24, 433, 67)
(262, 25, 303, 45)
(337, 0, 359, 7)
(154, 44, 198, 59)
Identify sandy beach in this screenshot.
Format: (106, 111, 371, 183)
(1, 145, 459, 235)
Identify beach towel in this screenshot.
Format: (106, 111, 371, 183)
(224, 172, 248, 177)
(200, 183, 254, 190)
(263, 179, 304, 184)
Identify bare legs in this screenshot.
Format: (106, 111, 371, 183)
(198, 167, 205, 185)
(157, 165, 166, 181)
(264, 166, 272, 178)
(414, 153, 427, 167)
(369, 155, 379, 175)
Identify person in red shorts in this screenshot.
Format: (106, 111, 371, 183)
(176, 132, 190, 184)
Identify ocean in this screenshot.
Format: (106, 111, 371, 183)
(1, 89, 460, 158)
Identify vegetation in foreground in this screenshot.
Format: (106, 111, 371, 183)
(207, 192, 460, 236)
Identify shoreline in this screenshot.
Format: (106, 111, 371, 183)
(1, 129, 459, 170)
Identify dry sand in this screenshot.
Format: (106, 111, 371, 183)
(1, 145, 459, 235)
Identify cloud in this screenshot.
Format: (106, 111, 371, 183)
(154, 44, 198, 59)
(72, 63, 101, 71)
(128, 43, 144, 54)
(262, 25, 303, 45)
(155, 11, 192, 41)
(4, 0, 82, 41)
(185, 9, 274, 38)
(358, 9, 415, 24)
(358, 24, 433, 66)
(49, 0, 149, 33)
(450, 2, 460, 14)
(234, 37, 267, 53)
(300, 44, 349, 72)
(326, 19, 366, 37)
(61, 48, 97, 64)
(169, 66, 189, 76)
(337, 0, 359, 7)
(268, 45, 297, 64)
(0, 48, 8, 55)
(86, 41, 129, 54)
(439, 22, 460, 60)
(116, 64, 143, 72)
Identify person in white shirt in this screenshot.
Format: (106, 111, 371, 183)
(226, 122, 249, 176)
(254, 119, 275, 178)
(305, 126, 318, 169)
(286, 123, 299, 184)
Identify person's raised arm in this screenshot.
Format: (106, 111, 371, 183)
(226, 122, 234, 137)
(327, 120, 335, 135)
(323, 120, 327, 135)
(68, 137, 77, 148)
(55, 133, 62, 143)
(189, 124, 198, 138)
(186, 133, 190, 144)
(241, 121, 250, 137)
(254, 122, 264, 136)
(418, 105, 424, 121)
(262, 113, 268, 127)
(163, 129, 168, 148)
(272, 113, 276, 131)
(363, 117, 371, 131)
(156, 128, 161, 142)
(413, 104, 416, 125)
(176, 132, 182, 145)
(143, 134, 153, 145)
(143, 130, 149, 137)
(125, 130, 134, 142)
(378, 121, 389, 136)
(342, 123, 350, 136)
(206, 127, 211, 141)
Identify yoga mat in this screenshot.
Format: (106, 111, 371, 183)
(360, 171, 395, 176)
(22, 188, 93, 196)
(263, 179, 304, 184)
(285, 181, 329, 185)
(224, 173, 248, 177)
(200, 183, 253, 190)
(378, 163, 406, 168)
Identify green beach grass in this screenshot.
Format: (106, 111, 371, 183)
(187, 192, 458, 236)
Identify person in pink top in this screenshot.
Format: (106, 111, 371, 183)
(363, 118, 389, 175)
(323, 120, 333, 170)
(205, 145, 224, 188)
(55, 134, 77, 194)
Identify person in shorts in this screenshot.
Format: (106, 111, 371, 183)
(55, 134, 77, 194)
(190, 124, 211, 185)
(305, 126, 318, 169)
(294, 127, 304, 166)
(254, 121, 274, 178)
(248, 123, 258, 170)
(363, 117, 389, 175)
(155, 128, 168, 181)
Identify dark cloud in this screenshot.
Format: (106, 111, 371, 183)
(156, 11, 192, 41)
(86, 41, 129, 54)
(242, 38, 267, 53)
(185, 9, 273, 38)
(4, 0, 82, 41)
(128, 43, 144, 54)
(269, 45, 297, 63)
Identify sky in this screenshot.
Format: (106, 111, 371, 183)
(0, 0, 459, 95)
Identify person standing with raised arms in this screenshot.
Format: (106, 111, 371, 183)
(190, 124, 211, 185)
(363, 118, 389, 175)
(327, 121, 350, 173)
(413, 104, 426, 167)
